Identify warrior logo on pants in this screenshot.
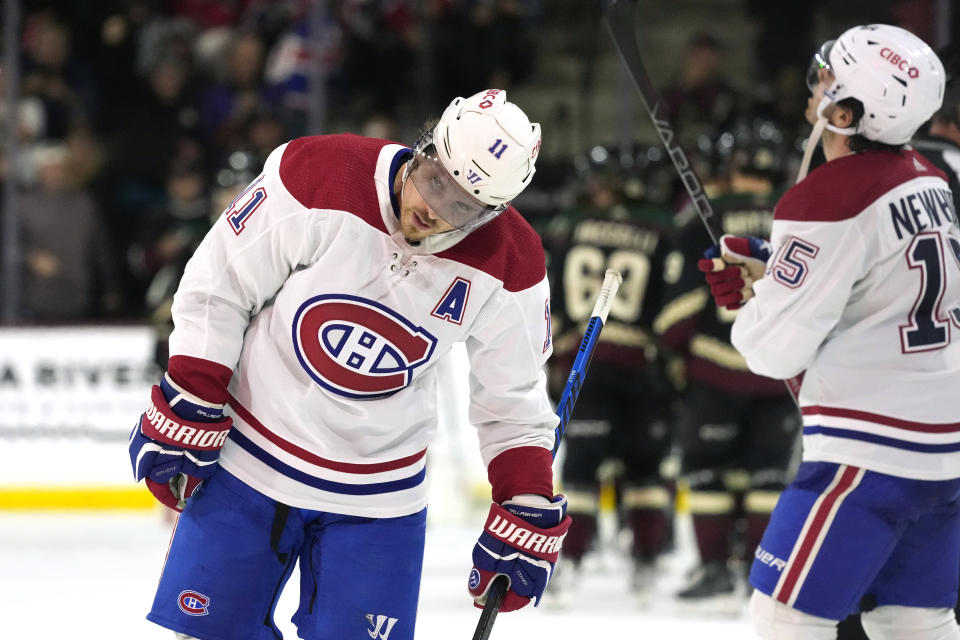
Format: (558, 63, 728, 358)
(366, 613, 398, 640)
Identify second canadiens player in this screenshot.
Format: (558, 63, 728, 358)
(701, 25, 960, 640)
(127, 89, 572, 640)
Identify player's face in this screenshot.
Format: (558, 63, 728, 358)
(405, 143, 496, 233)
(805, 40, 836, 126)
(399, 176, 457, 241)
(805, 67, 835, 125)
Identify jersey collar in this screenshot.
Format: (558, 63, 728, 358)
(388, 147, 412, 219)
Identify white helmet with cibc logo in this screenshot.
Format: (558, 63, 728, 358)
(810, 24, 945, 145)
(409, 89, 541, 233)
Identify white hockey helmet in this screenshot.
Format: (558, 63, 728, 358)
(808, 24, 945, 145)
(408, 89, 541, 232)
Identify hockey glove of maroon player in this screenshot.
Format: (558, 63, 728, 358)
(468, 495, 572, 612)
(129, 373, 232, 511)
(698, 234, 772, 310)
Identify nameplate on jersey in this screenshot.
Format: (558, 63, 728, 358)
(293, 294, 438, 399)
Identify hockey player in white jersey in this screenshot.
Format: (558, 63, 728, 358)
(127, 89, 571, 640)
(699, 25, 960, 640)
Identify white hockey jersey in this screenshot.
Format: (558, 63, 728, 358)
(732, 149, 960, 481)
(167, 134, 558, 517)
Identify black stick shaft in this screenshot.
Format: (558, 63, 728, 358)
(471, 575, 508, 640)
(603, 0, 721, 244)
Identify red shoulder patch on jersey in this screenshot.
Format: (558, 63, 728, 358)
(775, 149, 948, 223)
(436, 207, 546, 292)
(279, 134, 394, 232)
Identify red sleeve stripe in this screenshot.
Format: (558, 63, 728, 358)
(802, 405, 960, 433)
(487, 446, 555, 503)
(167, 355, 234, 405)
(227, 394, 426, 473)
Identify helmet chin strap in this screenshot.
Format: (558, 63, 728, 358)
(796, 116, 827, 183)
(796, 95, 858, 183)
(817, 95, 857, 137)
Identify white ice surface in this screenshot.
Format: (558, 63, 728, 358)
(1, 511, 757, 639)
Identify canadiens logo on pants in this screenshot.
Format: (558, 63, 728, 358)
(178, 590, 210, 616)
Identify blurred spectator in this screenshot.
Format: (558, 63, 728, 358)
(136, 15, 198, 78)
(335, 1, 417, 121)
(746, 0, 819, 90)
(19, 142, 121, 321)
(430, 0, 541, 104)
(360, 113, 400, 142)
(133, 161, 210, 291)
(660, 32, 741, 147)
(0, 92, 46, 145)
(168, 0, 248, 29)
(100, 52, 204, 312)
(0, 84, 47, 185)
(209, 150, 259, 216)
(217, 105, 289, 170)
(263, 10, 344, 136)
(111, 55, 201, 195)
(145, 153, 255, 366)
(199, 31, 280, 149)
(65, 122, 107, 189)
(21, 17, 98, 139)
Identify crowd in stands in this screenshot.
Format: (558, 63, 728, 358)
(0, 0, 944, 326)
(1, 0, 544, 323)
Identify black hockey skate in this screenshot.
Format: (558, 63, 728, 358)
(675, 561, 742, 614)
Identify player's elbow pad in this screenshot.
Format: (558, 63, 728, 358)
(739, 350, 809, 380)
(731, 328, 815, 380)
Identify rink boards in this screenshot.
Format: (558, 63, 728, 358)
(0, 326, 159, 510)
(0, 328, 494, 515)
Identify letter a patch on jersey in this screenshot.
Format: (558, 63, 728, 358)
(432, 277, 471, 325)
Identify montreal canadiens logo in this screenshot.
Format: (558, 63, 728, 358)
(177, 590, 210, 616)
(292, 294, 438, 399)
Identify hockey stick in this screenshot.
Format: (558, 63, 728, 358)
(603, 0, 721, 244)
(472, 269, 624, 640)
(603, 0, 803, 402)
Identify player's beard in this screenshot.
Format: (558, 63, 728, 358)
(400, 205, 452, 241)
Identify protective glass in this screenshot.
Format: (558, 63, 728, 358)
(408, 144, 497, 230)
(806, 40, 835, 92)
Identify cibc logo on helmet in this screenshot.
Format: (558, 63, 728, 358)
(880, 47, 920, 78)
(478, 89, 502, 109)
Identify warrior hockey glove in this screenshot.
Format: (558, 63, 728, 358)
(468, 495, 572, 612)
(698, 234, 772, 310)
(129, 373, 232, 511)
